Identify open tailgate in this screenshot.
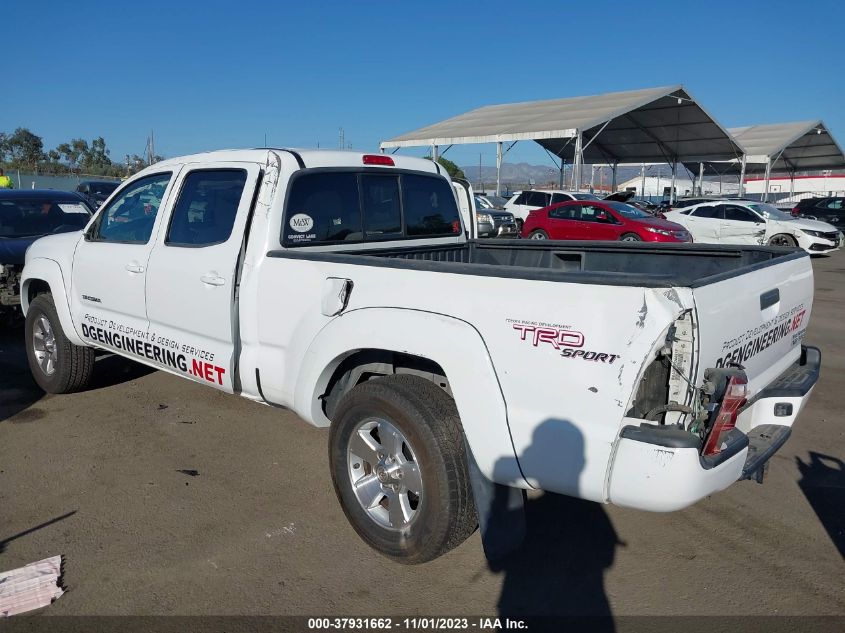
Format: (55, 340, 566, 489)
(692, 253, 813, 397)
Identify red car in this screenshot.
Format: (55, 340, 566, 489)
(521, 200, 692, 243)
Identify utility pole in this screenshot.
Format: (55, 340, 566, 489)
(338, 128, 345, 150)
(479, 153, 482, 191)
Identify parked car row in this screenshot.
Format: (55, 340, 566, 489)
(508, 192, 842, 255)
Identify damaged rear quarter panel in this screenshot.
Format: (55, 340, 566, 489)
(481, 282, 694, 503)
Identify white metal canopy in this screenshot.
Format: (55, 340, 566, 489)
(380, 85, 743, 199)
(681, 121, 845, 201)
(686, 121, 845, 175)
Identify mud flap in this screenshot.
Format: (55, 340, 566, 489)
(465, 440, 526, 561)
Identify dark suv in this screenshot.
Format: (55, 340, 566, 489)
(791, 197, 845, 230)
(76, 180, 120, 208)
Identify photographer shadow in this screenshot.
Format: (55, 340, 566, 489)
(479, 419, 621, 629)
(796, 451, 845, 559)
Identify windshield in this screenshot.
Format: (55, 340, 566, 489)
(748, 203, 793, 221)
(572, 193, 600, 200)
(0, 199, 91, 237)
(474, 196, 492, 209)
(606, 201, 650, 218)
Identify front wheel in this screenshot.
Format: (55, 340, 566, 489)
(25, 293, 95, 393)
(528, 229, 549, 240)
(328, 374, 476, 564)
(769, 233, 798, 247)
(620, 232, 642, 242)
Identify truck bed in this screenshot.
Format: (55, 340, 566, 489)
(268, 240, 804, 288)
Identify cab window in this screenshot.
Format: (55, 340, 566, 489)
(166, 169, 248, 246)
(282, 170, 461, 246)
(93, 173, 172, 243)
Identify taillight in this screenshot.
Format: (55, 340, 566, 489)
(702, 374, 748, 456)
(791, 206, 800, 217)
(363, 154, 394, 166)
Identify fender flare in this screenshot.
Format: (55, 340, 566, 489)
(21, 257, 85, 346)
(291, 307, 526, 486)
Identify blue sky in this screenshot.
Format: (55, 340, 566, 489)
(4, 0, 843, 170)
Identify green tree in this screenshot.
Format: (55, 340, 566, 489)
(7, 127, 44, 169)
(423, 155, 465, 179)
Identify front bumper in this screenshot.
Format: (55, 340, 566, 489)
(607, 345, 820, 512)
(804, 232, 843, 253)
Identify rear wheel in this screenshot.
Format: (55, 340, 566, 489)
(328, 374, 476, 564)
(528, 229, 549, 240)
(25, 294, 95, 394)
(620, 232, 642, 242)
(768, 233, 798, 247)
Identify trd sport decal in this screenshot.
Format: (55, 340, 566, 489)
(509, 320, 621, 364)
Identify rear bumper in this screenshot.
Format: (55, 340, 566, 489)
(607, 345, 820, 512)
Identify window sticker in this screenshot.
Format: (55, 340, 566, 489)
(290, 213, 314, 232)
(58, 203, 90, 214)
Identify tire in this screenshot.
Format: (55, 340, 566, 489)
(528, 229, 549, 240)
(25, 293, 95, 394)
(328, 374, 476, 564)
(768, 233, 798, 248)
(620, 232, 642, 242)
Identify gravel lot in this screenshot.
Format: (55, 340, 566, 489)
(1, 254, 843, 619)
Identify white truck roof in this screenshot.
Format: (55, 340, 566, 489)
(152, 148, 440, 174)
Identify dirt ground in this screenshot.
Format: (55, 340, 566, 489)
(1, 255, 843, 619)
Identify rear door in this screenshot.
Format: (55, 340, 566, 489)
(718, 204, 765, 244)
(545, 204, 580, 239)
(144, 162, 262, 392)
(692, 253, 813, 397)
(683, 204, 722, 242)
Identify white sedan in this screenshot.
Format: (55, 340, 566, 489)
(665, 200, 842, 254)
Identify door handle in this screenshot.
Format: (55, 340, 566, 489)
(200, 273, 226, 287)
(125, 263, 145, 274)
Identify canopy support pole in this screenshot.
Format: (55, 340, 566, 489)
(670, 160, 677, 204)
(495, 141, 503, 196)
(573, 132, 583, 192)
(611, 162, 618, 193)
(763, 157, 772, 202)
(698, 162, 704, 196)
(558, 159, 565, 189)
(431, 145, 439, 163)
(789, 171, 795, 200)
(590, 165, 595, 193)
(739, 154, 747, 197)
(640, 164, 646, 197)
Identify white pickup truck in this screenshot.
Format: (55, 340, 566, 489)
(21, 149, 820, 563)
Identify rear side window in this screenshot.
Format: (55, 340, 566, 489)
(285, 172, 361, 244)
(166, 169, 248, 246)
(525, 191, 551, 207)
(283, 171, 460, 246)
(404, 174, 461, 236)
(692, 205, 721, 219)
(551, 193, 571, 204)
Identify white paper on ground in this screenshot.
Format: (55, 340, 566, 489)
(0, 555, 64, 617)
